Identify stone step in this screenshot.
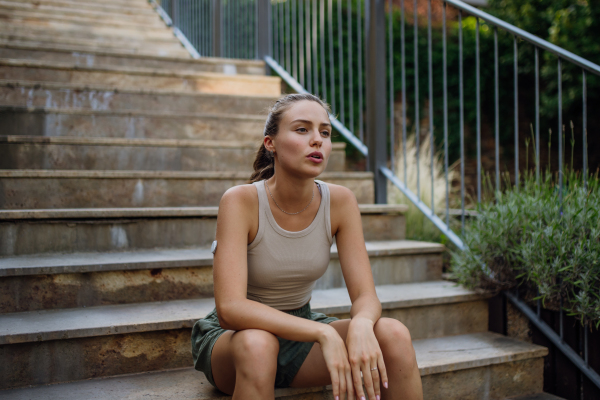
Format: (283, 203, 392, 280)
(0, 80, 278, 115)
(0, 240, 445, 312)
(0, 282, 505, 390)
(0, 106, 268, 141)
(0, 331, 547, 399)
(0, 205, 406, 256)
(0, 0, 164, 25)
(0, 136, 347, 172)
(0, 34, 190, 58)
(0, 16, 174, 40)
(9, 0, 153, 8)
(4, 0, 158, 14)
(0, 59, 281, 96)
(0, 170, 374, 208)
(0, 43, 265, 74)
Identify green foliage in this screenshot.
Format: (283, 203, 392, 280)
(451, 168, 600, 327)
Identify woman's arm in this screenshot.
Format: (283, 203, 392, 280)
(330, 185, 388, 400)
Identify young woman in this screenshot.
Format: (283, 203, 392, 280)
(191, 93, 423, 400)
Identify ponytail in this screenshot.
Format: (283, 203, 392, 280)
(248, 93, 331, 183)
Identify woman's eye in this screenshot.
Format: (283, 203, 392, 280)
(321, 130, 331, 137)
(297, 127, 307, 133)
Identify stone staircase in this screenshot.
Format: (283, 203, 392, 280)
(0, 0, 548, 398)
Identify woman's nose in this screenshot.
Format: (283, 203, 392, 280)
(310, 129, 322, 145)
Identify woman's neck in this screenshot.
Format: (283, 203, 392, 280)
(267, 171, 315, 210)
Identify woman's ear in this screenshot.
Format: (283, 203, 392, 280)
(264, 136, 275, 153)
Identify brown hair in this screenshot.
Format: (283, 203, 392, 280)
(249, 93, 332, 183)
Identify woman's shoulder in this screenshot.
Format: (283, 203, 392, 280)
(219, 183, 259, 213)
(320, 182, 357, 207)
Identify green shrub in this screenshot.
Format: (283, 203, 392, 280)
(451, 168, 600, 327)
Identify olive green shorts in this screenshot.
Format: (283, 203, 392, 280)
(191, 302, 338, 389)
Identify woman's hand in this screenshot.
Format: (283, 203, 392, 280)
(346, 317, 388, 400)
(318, 324, 355, 400)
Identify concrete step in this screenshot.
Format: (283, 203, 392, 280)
(3, 0, 158, 15)
(0, 136, 347, 172)
(0, 43, 265, 74)
(0, 59, 281, 96)
(0, 205, 406, 256)
(0, 34, 190, 57)
(9, 0, 154, 8)
(0, 80, 278, 115)
(0, 282, 505, 390)
(0, 26, 178, 48)
(0, 240, 446, 312)
(0, 170, 374, 208)
(0, 107, 268, 141)
(0, 0, 164, 25)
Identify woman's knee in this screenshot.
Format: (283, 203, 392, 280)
(231, 329, 279, 375)
(374, 318, 416, 364)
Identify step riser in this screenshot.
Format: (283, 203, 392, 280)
(0, 301, 488, 390)
(0, 143, 346, 172)
(0, 253, 439, 313)
(421, 358, 544, 400)
(0, 22, 175, 41)
(0, 65, 281, 96)
(0, 213, 399, 256)
(0, 110, 267, 141)
(0, 84, 276, 115)
(0, 36, 189, 57)
(0, 47, 266, 74)
(5, 0, 157, 14)
(0, 175, 374, 209)
(0, 7, 165, 25)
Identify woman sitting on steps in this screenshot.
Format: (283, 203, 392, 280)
(191, 93, 423, 400)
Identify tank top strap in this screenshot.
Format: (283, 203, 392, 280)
(248, 180, 269, 250)
(315, 180, 333, 246)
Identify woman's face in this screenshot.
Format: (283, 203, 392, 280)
(267, 100, 333, 178)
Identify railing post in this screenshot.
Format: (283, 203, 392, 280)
(171, 0, 178, 27)
(212, 0, 222, 57)
(258, 0, 272, 73)
(365, 0, 387, 204)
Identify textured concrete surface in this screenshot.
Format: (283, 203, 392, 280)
(0, 44, 266, 74)
(0, 137, 346, 172)
(0, 59, 282, 96)
(0, 208, 402, 256)
(0, 107, 268, 141)
(0, 80, 279, 114)
(0, 282, 488, 345)
(0, 241, 441, 312)
(0, 170, 374, 208)
(507, 393, 566, 400)
(0, 332, 547, 393)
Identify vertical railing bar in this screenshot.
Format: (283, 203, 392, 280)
(299, 0, 305, 85)
(584, 322, 589, 367)
(357, 0, 364, 141)
(582, 69, 587, 189)
(559, 294, 564, 341)
(414, 0, 420, 200)
(306, 0, 312, 92)
(248, 0, 252, 58)
(312, 0, 318, 94)
(286, 0, 291, 71)
(348, 0, 354, 133)
(558, 57, 563, 212)
(459, 10, 465, 234)
(535, 46, 540, 183)
(401, 0, 406, 184)
(292, 0, 297, 78)
(443, 1, 449, 226)
(328, 0, 335, 110)
(494, 27, 500, 193)
(255, 0, 259, 59)
(273, 0, 278, 62)
(389, 0, 394, 173)
(228, 0, 232, 58)
(337, 0, 345, 124)
(514, 35, 519, 191)
(320, 0, 327, 101)
(428, 0, 434, 214)
(279, 0, 285, 63)
(476, 18, 481, 206)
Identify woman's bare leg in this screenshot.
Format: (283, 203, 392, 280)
(290, 318, 423, 400)
(210, 328, 279, 399)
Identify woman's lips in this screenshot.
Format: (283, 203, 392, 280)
(307, 152, 324, 163)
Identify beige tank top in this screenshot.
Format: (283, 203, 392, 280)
(246, 179, 333, 310)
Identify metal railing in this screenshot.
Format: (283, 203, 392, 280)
(148, 0, 600, 392)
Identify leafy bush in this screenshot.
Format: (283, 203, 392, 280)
(451, 168, 600, 327)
